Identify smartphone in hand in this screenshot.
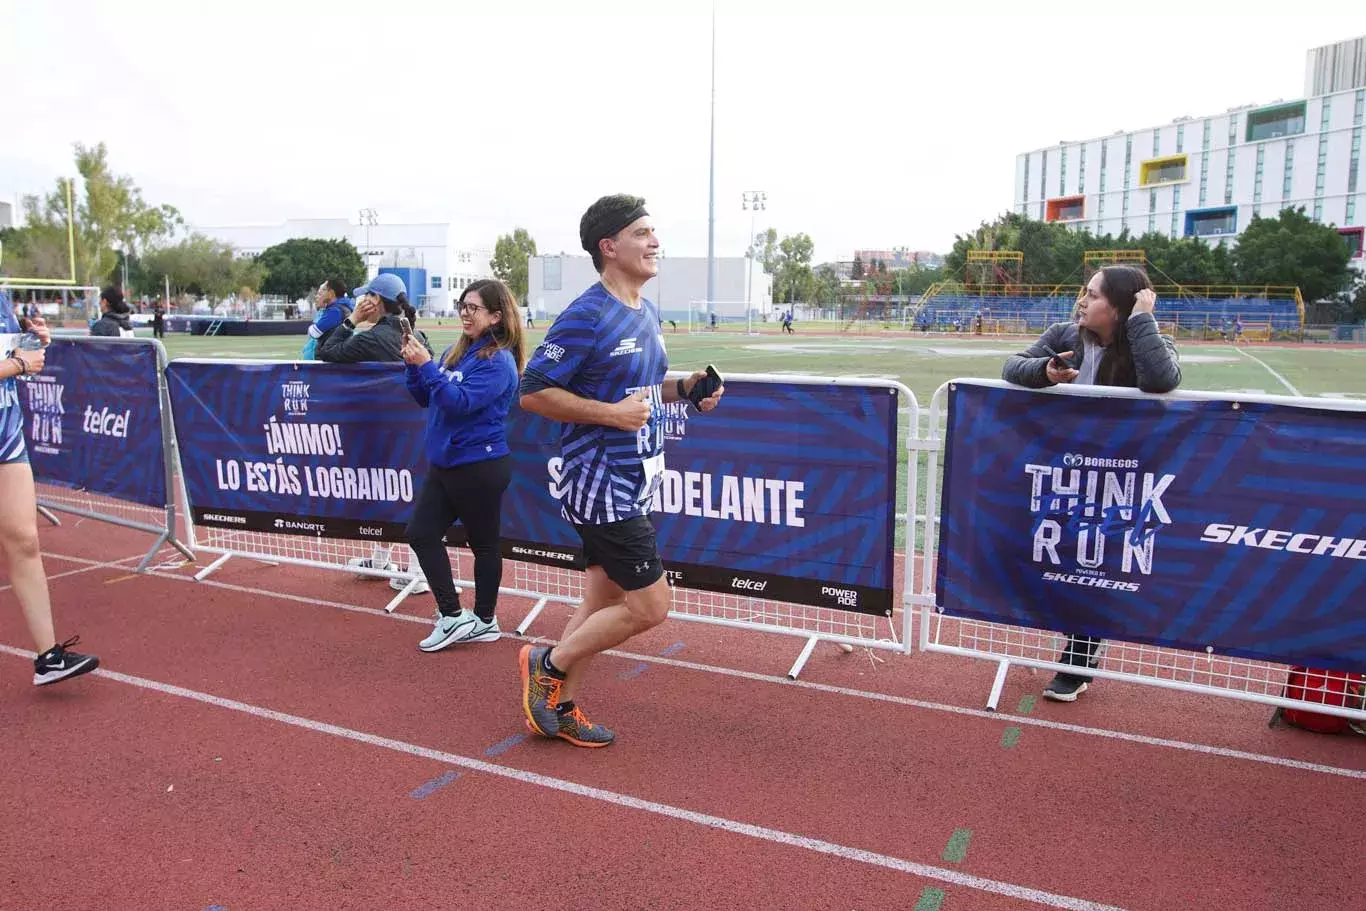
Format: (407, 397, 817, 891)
(1041, 345, 1074, 371)
(398, 316, 413, 340)
(687, 364, 724, 407)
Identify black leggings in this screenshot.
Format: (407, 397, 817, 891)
(404, 456, 512, 621)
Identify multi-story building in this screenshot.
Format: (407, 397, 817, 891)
(1015, 36, 1366, 260)
(192, 217, 492, 311)
(853, 250, 945, 270)
(527, 254, 770, 321)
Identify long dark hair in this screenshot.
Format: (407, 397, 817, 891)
(1083, 265, 1151, 387)
(443, 279, 526, 373)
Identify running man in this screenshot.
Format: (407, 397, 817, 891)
(516, 195, 724, 747)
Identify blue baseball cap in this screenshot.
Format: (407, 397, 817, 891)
(352, 272, 407, 303)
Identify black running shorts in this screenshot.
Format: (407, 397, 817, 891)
(574, 516, 665, 592)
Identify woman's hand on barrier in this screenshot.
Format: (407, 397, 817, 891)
(1132, 289, 1157, 316)
(402, 334, 431, 366)
(14, 347, 45, 376)
(1045, 352, 1078, 385)
(27, 317, 51, 346)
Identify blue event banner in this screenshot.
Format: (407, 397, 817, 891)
(936, 380, 1366, 671)
(166, 361, 899, 616)
(499, 379, 899, 616)
(17, 339, 167, 508)
(166, 360, 429, 539)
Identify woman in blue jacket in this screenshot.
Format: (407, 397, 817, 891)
(401, 279, 525, 652)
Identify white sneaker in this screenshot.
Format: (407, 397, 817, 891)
(390, 575, 431, 594)
(418, 611, 501, 653)
(347, 556, 398, 580)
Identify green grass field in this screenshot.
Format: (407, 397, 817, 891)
(150, 325, 1366, 542)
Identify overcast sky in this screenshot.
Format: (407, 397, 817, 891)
(2, 1, 1363, 263)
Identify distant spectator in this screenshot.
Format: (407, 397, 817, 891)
(302, 278, 353, 360)
(782, 309, 794, 334)
(152, 306, 166, 339)
(1001, 265, 1181, 704)
(90, 286, 135, 337)
(318, 274, 429, 364)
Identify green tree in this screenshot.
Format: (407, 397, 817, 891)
(141, 235, 263, 300)
(774, 233, 816, 303)
(490, 228, 537, 302)
(0, 217, 72, 281)
(6, 143, 180, 288)
(891, 265, 947, 296)
(1233, 208, 1352, 302)
(257, 238, 366, 300)
(850, 255, 864, 280)
(811, 264, 842, 304)
(748, 227, 780, 277)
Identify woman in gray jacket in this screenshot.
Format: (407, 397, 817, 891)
(1001, 264, 1181, 702)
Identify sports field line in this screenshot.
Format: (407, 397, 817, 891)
(50, 561, 1363, 782)
(1230, 344, 1301, 396)
(0, 643, 1130, 911)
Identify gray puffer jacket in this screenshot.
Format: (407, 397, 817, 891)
(1001, 312, 1182, 393)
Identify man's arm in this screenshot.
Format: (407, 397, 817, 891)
(519, 374, 643, 431)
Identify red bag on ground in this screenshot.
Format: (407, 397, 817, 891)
(1273, 667, 1364, 734)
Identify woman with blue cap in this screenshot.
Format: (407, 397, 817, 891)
(319, 272, 430, 363)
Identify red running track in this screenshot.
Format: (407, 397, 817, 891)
(2, 523, 1364, 911)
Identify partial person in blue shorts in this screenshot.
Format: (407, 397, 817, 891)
(0, 289, 99, 685)
(516, 195, 725, 747)
(301, 278, 353, 360)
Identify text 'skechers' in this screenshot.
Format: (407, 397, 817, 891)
(167, 362, 899, 616)
(936, 380, 1366, 671)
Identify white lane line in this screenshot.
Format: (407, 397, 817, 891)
(1231, 345, 1301, 396)
(0, 644, 1126, 911)
(1, 553, 148, 594)
(134, 569, 1366, 781)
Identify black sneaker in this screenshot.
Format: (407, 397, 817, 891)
(33, 636, 99, 687)
(1042, 673, 1088, 703)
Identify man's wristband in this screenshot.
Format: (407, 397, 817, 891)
(342, 318, 355, 330)
(10, 355, 27, 376)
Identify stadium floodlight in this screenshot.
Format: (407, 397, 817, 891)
(358, 208, 379, 270)
(741, 190, 767, 321)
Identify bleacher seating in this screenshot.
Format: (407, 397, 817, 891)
(917, 293, 1300, 334)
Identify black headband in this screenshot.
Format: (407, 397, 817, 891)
(581, 204, 649, 255)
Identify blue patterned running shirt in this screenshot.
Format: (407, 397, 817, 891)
(0, 291, 26, 462)
(523, 282, 669, 525)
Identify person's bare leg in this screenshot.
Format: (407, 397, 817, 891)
(552, 566, 624, 703)
(0, 462, 56, 652)
(549, 574, 669, 695)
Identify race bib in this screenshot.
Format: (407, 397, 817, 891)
(639, 452, 665, 505)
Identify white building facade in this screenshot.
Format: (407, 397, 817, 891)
(526, 254, 771, 321)
(1015, 38, 1366, 259)
(192, 217, 492, 311)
